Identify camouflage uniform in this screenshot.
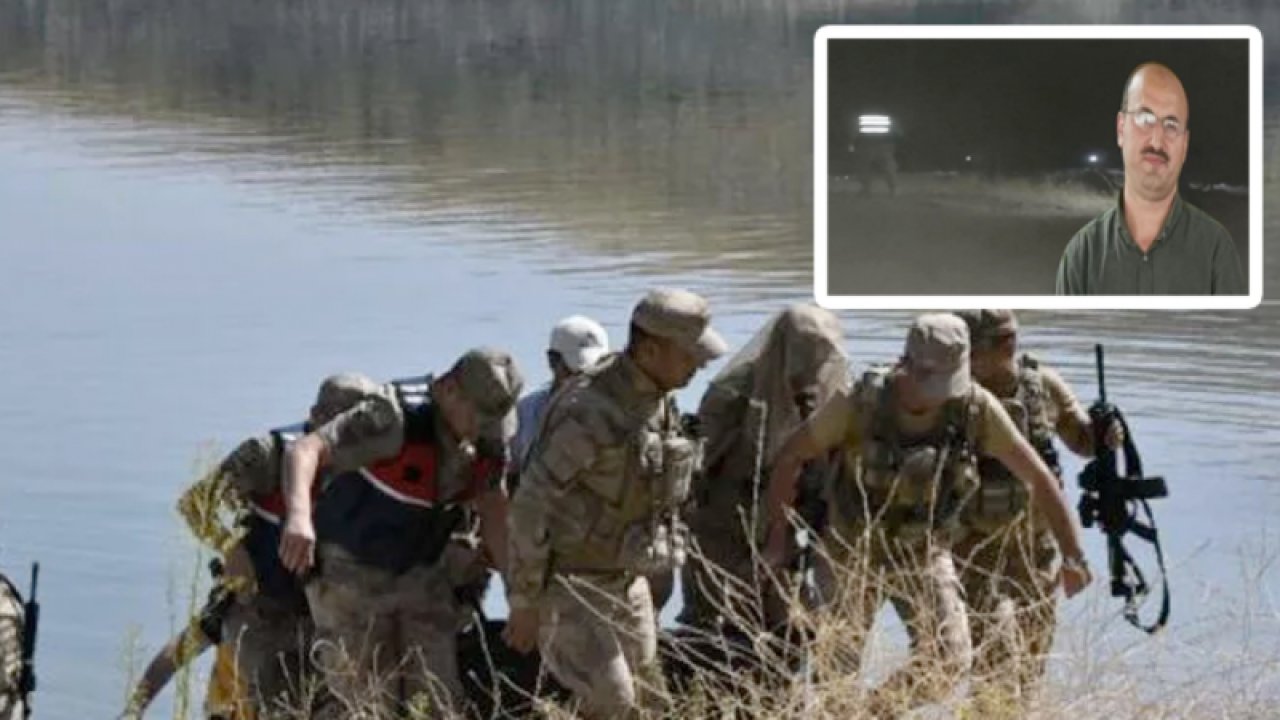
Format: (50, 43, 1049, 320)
(0, 575, 24, 720)
(955, 313, 1094, 703)
(802, 314, 1031, 711)
(176, 373, 380, 717)
(304, 352, 520, 718)
(680, 304, 847, 634)
(209, 434, 315, 717)
(507, 289, 725, 719)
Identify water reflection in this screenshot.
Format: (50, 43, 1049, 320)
(2, 1, 1278, 287)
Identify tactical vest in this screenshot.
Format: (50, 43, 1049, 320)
(314, 381, 501, 575)
(964, 354, 1062, 534)
(538, 358, 698, 575)
(828, 366, 981, 539)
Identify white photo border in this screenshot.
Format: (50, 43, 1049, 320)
(813, 24, 1264, 310)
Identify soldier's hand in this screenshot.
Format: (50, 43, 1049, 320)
(1060, 556, 1092, 598)
(504, 606, 540, 654)
(1104, 417, 1126, 451)
(279, 513, 316, 576)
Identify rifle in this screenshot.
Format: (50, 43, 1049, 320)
(1077, 345, 1170, 634)
(19, 563, 38, 719)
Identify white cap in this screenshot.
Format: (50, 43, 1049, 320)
(549, 315, 610, 373)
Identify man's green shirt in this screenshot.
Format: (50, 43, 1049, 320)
(1056, 192, 1246, 295)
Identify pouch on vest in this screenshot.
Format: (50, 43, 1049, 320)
(659, 434, 698, 508)
(618, 520, 686, 575)
(1002, 398, 1031, 437)
(967, 458, 1028, 534)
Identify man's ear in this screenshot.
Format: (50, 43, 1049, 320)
(1116, 112, 1125, 147)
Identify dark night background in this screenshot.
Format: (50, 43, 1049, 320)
(828, 39, 1249, 185)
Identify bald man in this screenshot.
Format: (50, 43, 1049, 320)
(1056, 62, 1245, 296)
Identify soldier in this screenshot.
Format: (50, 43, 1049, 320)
(0, 572, 26, 720)
(678, 304, 847, 636)
(277, 349, 522, 718)
(124, 372, 380, 719)
(764, 313, 1091, 717)
(954, 310, 1123, 707)
(503, 288, 727, 719)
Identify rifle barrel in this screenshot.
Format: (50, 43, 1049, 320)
(1095, 344, 1107, 404)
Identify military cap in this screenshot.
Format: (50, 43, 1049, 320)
(450, 348, 524, 423)
(631, 288, 728, 363)
(954, 309, 1019, 347)
(311, 372, 381, 426)
(903, 313, 971, 402)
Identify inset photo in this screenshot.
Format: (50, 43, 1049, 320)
(814, 25, 1262, 309)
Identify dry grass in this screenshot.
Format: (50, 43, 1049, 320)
(123, 486, 1280, 720)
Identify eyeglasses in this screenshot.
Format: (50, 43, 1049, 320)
(1123, 109, 1186, 140)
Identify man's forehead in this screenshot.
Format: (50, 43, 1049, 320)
(1128, 69, 1189, 119)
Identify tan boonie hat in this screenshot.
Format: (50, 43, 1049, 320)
(631, 288, 728, 363)
(451, 348, 524, 423)
(312, 372, 381, 425)
(955, 309, 1019, 347)
(903, 313, 971, 402)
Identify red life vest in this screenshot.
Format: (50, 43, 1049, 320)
(313, 395, 505, 573)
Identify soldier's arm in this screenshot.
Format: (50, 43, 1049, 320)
(473, 486, 510, 574)
(280, 392, 403, 574)
(762, 386, 855, 561)
(1043, 367, 1095, 457)
(505, 404, 602, 610)
(982, 395, 1087, 568)
(122, 619, 214, 717)
(279, 436, 326, 538)
(765, 388, 852, 533)
(505, 477, 554, 612)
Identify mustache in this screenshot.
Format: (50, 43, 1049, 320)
(1142, 147, 1170, 162)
